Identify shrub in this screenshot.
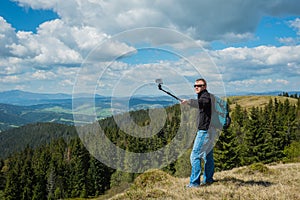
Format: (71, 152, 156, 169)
(283, 141, 300, 162)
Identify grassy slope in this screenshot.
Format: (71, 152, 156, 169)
(105, 162, 300, 200)
(228, 95, 298, 110)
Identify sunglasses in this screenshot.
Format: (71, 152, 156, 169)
(194, 84, 206, 88)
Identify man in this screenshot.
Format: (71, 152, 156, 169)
(181, 78, 214, 188)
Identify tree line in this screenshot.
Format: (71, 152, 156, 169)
(0, 97, 299, 199)
(215, 97, 300, 170)
(2, 138, 113, 199)
(278, 92, 299, 99)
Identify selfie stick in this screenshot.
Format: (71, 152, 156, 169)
(155, 79, 182, 102)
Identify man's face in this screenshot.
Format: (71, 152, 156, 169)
(194, 80, 206, 94)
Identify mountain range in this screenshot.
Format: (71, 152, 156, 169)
(1, 90, 300, 105)
(0, 90, 177, 131)
(0, 89, 299, 132)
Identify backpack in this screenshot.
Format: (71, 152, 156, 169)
(210, 94, 231, 130)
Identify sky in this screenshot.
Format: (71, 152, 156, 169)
(1, 0, 300, 97)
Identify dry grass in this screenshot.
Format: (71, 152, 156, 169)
(228, 96, 298, 110)
(104, 162, 300, 200)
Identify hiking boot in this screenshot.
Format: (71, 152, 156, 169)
(200, 181, 214, 186)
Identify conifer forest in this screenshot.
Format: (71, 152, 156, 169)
(0, 96, 299, 199)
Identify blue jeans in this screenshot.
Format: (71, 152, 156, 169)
(189, 130, 215, 186)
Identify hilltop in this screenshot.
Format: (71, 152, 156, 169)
(102, 162, 300, 200)
(228, 95, 298, 110)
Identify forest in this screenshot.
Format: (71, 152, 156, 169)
(0, 96, 299, 199)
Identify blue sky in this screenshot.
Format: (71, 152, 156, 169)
(211, 16, 299, 49)
(1, 0, 300, 96)
(0, 0, 58, 32)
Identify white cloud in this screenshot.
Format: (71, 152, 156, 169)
(277, 37, 298, 45)
(211, 45, 300, 82)
(8, 20, 83, 66)
(289, 18, 300, 35)
(59, 79, 74, 87)
(261, 79, 273, 84)
(2, 17, 136, 73)
(11, 0, 57, 10)
(0, 75, 20, 83)
(220, 32, 256, 44)
(116, 8, 166, 29)
(228, 79, 257, 86)
(276, 79, 289, 85)
(32, 70, 56, 80)
(72, 26, 109, 50)
(278, 18, 300, 45)
(12, 0, 300, 42)
(1, 0, 300, 94)
(227, 78, 289, 93)
(0, 17, 18, 57)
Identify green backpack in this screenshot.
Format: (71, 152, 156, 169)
(210, 94, 231, 130)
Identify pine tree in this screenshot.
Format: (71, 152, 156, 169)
(270, 100, 288, 161)
(242, 107, 265, 165)
(295, 98, 300, 142)
(4, 169, 20, 200)
(20, 147, 35, 200)
(97, 158, 114, 195)
(47, 169, 57, 200)
(230, 103, 248, 166)
(258, 100, 275, 163)
(4, 154, 22, 200)
(32, 145, 50, 199)
(215, 128, 239, 170)
(68, 138, 90, 198)
(0, 159, 5, 191)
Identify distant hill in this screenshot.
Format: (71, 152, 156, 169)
(1, 89, 299, 106)
(0, 103, 31, 130)
(0, 90, 71, 105)
(0, 90, 176, 131)
(0, 103, 74, 131)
